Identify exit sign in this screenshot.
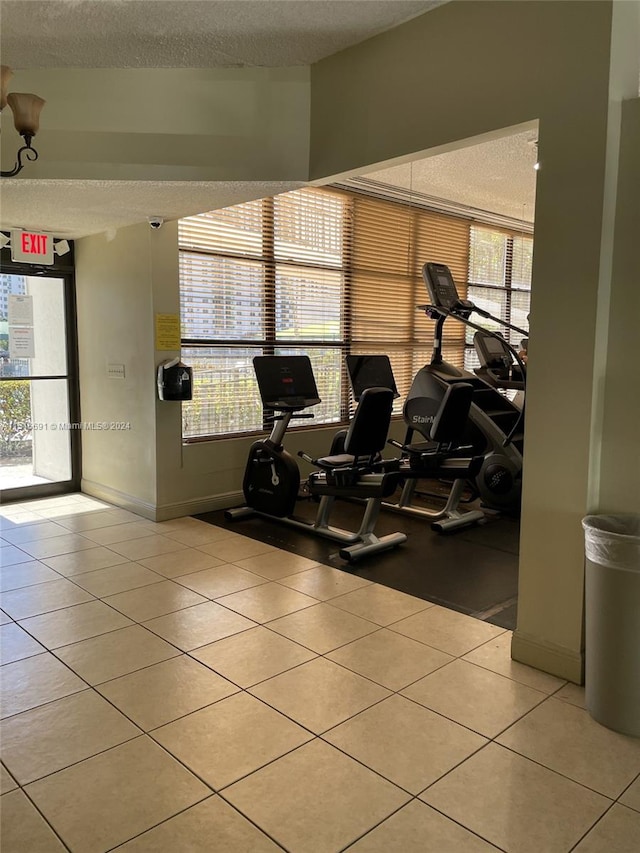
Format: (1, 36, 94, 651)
(11, 230, 54, 264)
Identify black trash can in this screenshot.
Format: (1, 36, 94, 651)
(582, 514, 640, 736)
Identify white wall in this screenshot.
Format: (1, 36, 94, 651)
(598, 97, 640, 512)
(75, 224, 158, 511)
(2, 68, 311, 181)
(75, 218, 346, 518)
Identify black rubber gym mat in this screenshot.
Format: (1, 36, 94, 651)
(197, 496, 519, 630)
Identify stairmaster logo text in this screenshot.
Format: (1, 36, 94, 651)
(411, 415, 434, 425)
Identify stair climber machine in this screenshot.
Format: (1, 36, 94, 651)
(346, 355, 486, 533)
(408, 262, 529, 515)
(225, 355, 407, 562)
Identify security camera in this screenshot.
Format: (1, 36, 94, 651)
(148, 217, 164, 230)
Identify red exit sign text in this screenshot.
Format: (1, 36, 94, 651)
(11, 230, 54, 264)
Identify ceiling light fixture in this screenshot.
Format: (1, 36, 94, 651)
(54, 239, 70, 256)
(1, 65, 46, 178)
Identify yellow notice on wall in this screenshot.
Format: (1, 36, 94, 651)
(155, 313, 181, 351)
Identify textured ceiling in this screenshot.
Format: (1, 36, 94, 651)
(1, 0, 446, 68)
(0, 180, 306, 239)
(0, 0, 538, 240)
(359, 129, 539, 224)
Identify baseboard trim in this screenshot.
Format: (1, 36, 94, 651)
(80, 480, 158, 520)
(154, 492, 244, 521)
(80, 480, 244, 522)
(511, 630, 584, 684)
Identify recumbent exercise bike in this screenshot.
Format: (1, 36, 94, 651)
(226, 355, 407, 563)
(345, 354, 486, 533)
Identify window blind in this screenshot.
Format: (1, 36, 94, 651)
(178, 187, 523, 441)
(342, 191, 470, 412)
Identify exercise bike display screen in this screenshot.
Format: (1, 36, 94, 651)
(253, 355, 321, 410)
(346, 355, 399, 400)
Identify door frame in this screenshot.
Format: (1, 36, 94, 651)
(0, 239, 81, 502)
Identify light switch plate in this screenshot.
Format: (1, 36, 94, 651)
(107, 363, 125, 379)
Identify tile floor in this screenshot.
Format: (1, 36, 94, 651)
(1, 493, 639, 853)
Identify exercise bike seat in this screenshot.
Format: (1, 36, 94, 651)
(394, 383, 484, 480)
(310, 386, 395, 472)
(301, 386, 398, 498)
(309, 468, 401, 499)
(313, 453, 357, 469)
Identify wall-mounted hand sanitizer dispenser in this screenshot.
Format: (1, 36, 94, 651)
(157, 358, 193, 401)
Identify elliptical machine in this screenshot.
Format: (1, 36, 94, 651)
(405, 262, 528, 514)
(226, 355, 406, 562)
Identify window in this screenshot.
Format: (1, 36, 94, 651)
(179, 190, 522, 440)
(464, 225, 533, 371)
(179, 190, 348, 438)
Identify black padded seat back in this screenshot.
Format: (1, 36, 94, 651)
(430, 383, 473, 444)
(343, 387, 394, 458)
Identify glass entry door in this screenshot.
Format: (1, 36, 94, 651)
(0, 272, 79, 498)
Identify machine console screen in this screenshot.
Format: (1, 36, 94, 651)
(423, 263, 461, 309)
(483, 336, 509, 356)
(346, 355, 399, 400)
(253, 356, 321, 409)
